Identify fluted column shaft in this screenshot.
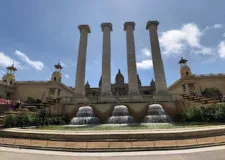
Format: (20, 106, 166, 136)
(74, 25, 90, 97)
(146, 21, 168, 95)
(124, 22, 139, 95)
(101, 23, 112, 95)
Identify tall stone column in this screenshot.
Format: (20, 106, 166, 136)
(74, 25, 90, 101)
(146, 21, 169, 97)
(124, 22, 141, 100)
(100, 23, 114, 101)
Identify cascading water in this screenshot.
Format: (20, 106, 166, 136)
(107, 105, 136, 124)
(71, 106, 100, 125)
(143, 104, 172, 123)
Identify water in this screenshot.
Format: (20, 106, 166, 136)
(143, 104, 172, 123)
(71, 106, 100, 125)
(107, 105, 136, 124)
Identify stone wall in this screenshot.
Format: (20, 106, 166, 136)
(46, 101, 179, 122)
(14, 83, 47, 102)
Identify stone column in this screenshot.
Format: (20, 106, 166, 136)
(74, 25, 90, 101)
(100, 23, 113, 101)
(146, 21, 169, 97)
(124, 22, 141, 100)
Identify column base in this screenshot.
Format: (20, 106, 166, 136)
(128, 92, 143, 101)
(73, 93, 88, 104)
(100, 92, 116, 102)
(153, 93, 172, 102)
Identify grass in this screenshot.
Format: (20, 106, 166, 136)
(35, 122, 225, 131)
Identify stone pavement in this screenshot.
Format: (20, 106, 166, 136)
(1, 145, 225, 160)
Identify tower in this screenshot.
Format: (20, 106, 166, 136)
(179, 57, 192, 78)
(51, 61, 63, 82)
(2, 63, 17, 85)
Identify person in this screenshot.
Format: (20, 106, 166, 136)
(15, 100, 21, 110)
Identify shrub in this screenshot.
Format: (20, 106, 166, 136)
(3, 109, 71, 128)
(4, 114, 16, 128)
(201, 88, 223, 101)
(179, 103, 225, 123)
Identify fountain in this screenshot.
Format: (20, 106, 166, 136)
(71, 106, 100, 125)
(143, 104, 172, 123)
(107, 105, 136, 124)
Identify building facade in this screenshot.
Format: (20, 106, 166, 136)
(168, 58, 225, 97)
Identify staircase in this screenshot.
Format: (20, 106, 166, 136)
(0, 115, 5, 127)
(180, 94, 220, 104)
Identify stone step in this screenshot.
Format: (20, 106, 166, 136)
(0, 115, 5, 118)
(207, 100, 220, 104)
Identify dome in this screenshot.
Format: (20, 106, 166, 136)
(115, 69, 124, 84)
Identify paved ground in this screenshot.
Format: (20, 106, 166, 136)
(1, 145, 225, 160)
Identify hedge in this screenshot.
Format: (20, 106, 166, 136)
(178, 103, 225, 122)
(3, 110, 71, 128)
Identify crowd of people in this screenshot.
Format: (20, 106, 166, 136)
(0, 99, 21, 111)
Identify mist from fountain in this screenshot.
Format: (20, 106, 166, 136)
(107, 105, 136, 124)
(71, 106, 100, 125)
(143, 104, 172, 123)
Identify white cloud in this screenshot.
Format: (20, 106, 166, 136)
(65, 74, 69, 78)
(141, 47, 151, 57)
(15, 50, 44, 71)
(0, 52, 21, 68)
(159, 23, 212, 56)
(136, 60, 153, 70)
(213, 24, 223, 29)
(218, 41, 225, 59)
(203, 24, 223, 32)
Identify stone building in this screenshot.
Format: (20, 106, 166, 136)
(85, 69, 156, 98)
(0, 62, 155, 103)
(168, 57, 225, 96)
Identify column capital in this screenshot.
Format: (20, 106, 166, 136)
(124, 21, 135, 31)
(146, 21, 159, 30)
(101, 23, 112, 31)
(78, 25, 91, 33)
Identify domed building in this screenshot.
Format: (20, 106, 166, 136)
(85, 69, 155, 98)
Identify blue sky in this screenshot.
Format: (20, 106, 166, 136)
(0, 0, 225, 87)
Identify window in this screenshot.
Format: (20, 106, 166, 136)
(182, 84, 186, 92)
(186, 72, 189, 76)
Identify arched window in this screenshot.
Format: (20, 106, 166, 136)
(186, 72, 189, 76)
(54, 77, 56, 81)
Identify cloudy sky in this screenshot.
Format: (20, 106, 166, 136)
(0, 0, 225, 87)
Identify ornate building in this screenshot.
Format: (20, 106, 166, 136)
(169, 58, 225, 97)
(85, 69, 155, 98)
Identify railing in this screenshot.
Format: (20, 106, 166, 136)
(58, 95, 176, 104)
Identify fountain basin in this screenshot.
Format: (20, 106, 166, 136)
(143, 104, 172, 123)
(107, 105, 136, 124)
(71, 106, 100, 125)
